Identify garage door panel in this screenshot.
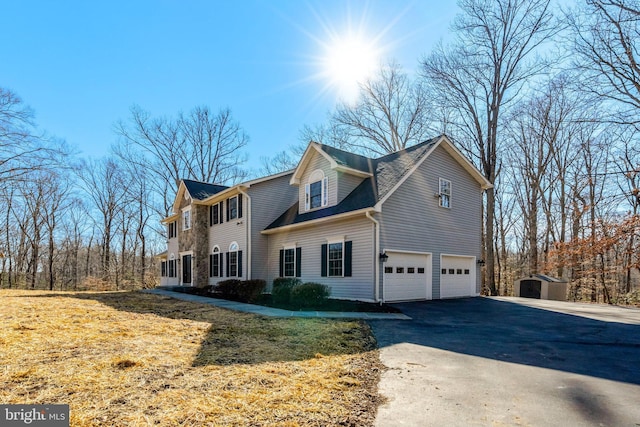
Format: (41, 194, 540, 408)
(440, 255, 475, 298)
(384, 252, 431, 302)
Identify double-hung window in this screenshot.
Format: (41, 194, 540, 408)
(182, 208, 192, 230)
(168, 221, 177, 238)
(439, 178, 451, 208)
(328, 243, 343, 277)
(209, 247, 222, 277)
(279, 245, 301, 278)
(226, 242, 242, 278)
(168, 258, 176, 277)
(283, 248, 295, 277)
(321, 240, 352, 277)
(228, 196, 238, 220)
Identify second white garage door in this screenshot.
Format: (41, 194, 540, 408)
(440, 255, 476, 298)
(384, 252, 432, 302)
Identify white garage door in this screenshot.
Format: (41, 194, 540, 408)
(384, 252, 431, 302)
(440, 255, 475, 298)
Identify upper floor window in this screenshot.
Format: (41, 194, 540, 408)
(168, 221, 177, 238)
(182, 208, 192, 230)
(228, 195, 238, 220)
(439, 178, 451, 208)
(305, 170, 328, 211)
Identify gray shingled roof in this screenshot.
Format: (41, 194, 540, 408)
(183, 179, 229, 201)
(317, 144, 374, 173)
(265, 137, 440, 230)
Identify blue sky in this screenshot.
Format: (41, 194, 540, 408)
(1, 1, 458, 173)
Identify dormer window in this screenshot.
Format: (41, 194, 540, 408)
(305, 170, 328, 211)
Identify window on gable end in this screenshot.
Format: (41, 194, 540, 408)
(182, 208, 191, 230)
(439, 178, 451, 208)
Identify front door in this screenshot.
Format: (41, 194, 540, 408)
(182, 255, 192, 284)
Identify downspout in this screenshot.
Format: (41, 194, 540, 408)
(238, 187, 251, 280)
(366, 211, 380, 303)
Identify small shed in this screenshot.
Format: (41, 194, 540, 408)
(514, 274, 568, 301)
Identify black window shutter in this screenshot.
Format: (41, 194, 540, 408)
(344, 241, 352, 277)
(238, 250, 243, 277)
(209, 254, 213, 277)
(219, 201, 224, 223)
(296, 247, 302, 277)
(321, 244, 327, 277)
(226, 198, 230, 222)
(238, 195, 243, 218)
(209, 206, 213, 226)
(225, 252, 229, 277)
(279, 249, 284, 277)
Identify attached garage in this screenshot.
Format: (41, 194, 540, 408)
(440, 255, 476, 298)
(383, 251, 432, 302)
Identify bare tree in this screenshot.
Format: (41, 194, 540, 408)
(569, 0, 640, 128)
(258, 150, 299, 176)
(115, 105, 249, 216)
(300, 62, 433, 157)
(326, 61, 433, 156)
(77, 157, 128, 282)
(421, 0, 556, 295)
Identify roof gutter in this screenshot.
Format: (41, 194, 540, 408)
(365, 211, 381, 303)
(237, 187, 251, 280)
(261, 207, 377, 235)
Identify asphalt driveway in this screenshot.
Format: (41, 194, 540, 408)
(369, 297, 640, 427)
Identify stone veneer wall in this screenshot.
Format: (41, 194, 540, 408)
(192, 204, 209, 287)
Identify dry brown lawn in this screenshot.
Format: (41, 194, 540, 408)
(0, 289, 383, 426)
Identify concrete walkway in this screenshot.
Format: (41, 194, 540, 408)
(143, 288, 411, 320)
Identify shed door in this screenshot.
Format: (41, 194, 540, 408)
(384, 252, 431, 302)
(520, 280, 541, 299)
(440, 255, 475, 298)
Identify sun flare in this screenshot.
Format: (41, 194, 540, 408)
(323, 35, 380, 102)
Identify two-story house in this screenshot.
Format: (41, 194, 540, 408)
(159, 135, 492, 302)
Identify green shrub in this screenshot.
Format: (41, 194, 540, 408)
(239, 279, 267, 303)
(271, 277, 302, 305)
(290, 282, 331, 308)
(214, 279, 242, 300)
(214, 279, 266, 303)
